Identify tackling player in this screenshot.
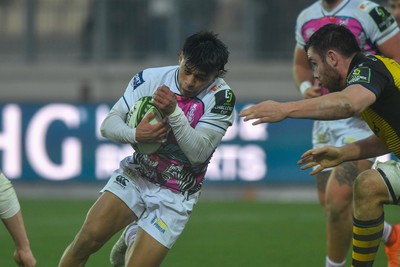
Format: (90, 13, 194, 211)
(293, 1, 400, 266)
(241, 23, 400, 267)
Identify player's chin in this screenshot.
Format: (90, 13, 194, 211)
(180, 88, 195, 97)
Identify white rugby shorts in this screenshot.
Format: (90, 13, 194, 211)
(312, 117, 376, 172)
(101, 169, 200, 249)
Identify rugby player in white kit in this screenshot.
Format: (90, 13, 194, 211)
(58, 31, 236, 267)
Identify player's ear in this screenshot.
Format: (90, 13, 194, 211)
(178, 52, 184, 64)
(327, 50, 338, 67)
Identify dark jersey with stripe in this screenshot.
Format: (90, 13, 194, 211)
(346, 53, 400, 158)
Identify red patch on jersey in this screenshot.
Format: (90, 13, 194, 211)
(211, 85, 217, 91)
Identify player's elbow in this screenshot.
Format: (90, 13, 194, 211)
(187, 152, 208, 166)
(187, 146, 213, 166)
(100, 120, 109, 138)
(342, 103, 359, 116)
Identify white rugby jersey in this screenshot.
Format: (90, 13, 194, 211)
(119, 65, 236, 194)
(295, 0, 399, 52)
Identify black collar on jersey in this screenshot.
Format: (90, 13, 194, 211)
(347, 52, 367, 77)
(174, 68, 180, 93)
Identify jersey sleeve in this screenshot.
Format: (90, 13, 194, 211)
(358, 1, 399, 45)
(295, 9, 308, 48)
(100, 68, 157, 144)
(197, 87, 236, 134)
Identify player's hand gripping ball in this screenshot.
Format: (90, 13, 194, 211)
(126, 96, 165, 154)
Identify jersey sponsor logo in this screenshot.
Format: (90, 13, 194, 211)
(369, 6, 395, 32)
(151, 215, 167, 234)
(347, 67, 371, 84)
(132, 71, 145, 90)
(187, 103, 198, 124)
(211, 89, 235, 116)
(114, 175, 129, 188)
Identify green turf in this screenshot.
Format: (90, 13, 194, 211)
(0, 199, 398, 266)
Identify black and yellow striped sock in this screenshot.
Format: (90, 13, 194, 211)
(351, 213, 384, 267)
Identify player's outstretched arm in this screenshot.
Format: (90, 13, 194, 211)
(240, 85, 376, 125)
(298, 135, 391, 175)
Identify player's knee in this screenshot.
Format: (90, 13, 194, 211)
(71, 228, 105, 256)
(325, 199, 352, 223)
(353, 170, 383, 205)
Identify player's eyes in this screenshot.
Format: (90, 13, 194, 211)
(195, 76, 206, 82)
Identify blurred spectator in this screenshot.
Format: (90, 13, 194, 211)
(177, 0, 218, 41)
(148, 0, 173, 54)
(252, 0, 308, 59)
(0, 0, 12, 34)
(81, 0, 149, 61)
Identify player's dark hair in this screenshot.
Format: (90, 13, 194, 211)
(182, 31, 229, 77)
(305, 24, 361, 61)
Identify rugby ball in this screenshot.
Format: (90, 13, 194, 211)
(126, 96, 165, 154)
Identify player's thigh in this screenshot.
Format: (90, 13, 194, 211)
(126, 227, 169, 267)
(329, 160, 373, 189)
(315, 171, 331, 206)
(325, 163, 357, 207)
(80, 191, 136, 243)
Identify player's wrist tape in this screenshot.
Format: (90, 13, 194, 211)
(168, 105, 182, 118)
(299, 81, 312, 96)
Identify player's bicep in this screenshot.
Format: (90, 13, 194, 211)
(343, 84, 377, 113)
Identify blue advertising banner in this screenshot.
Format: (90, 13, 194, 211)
(0, 103, 314, 184)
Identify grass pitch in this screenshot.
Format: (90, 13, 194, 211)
(0, 199, 398, 266)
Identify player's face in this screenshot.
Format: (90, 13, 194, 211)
(308, 48, 343, 92)
(389, 0, 400, 25)
(177, 54, 217, 98)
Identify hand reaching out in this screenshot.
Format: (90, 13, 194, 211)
(239, 100, 288, 125)
(297, 146, 345, 175)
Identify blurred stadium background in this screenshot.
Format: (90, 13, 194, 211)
(0, 0, 397, 266)
(0, 0, 328, 192)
